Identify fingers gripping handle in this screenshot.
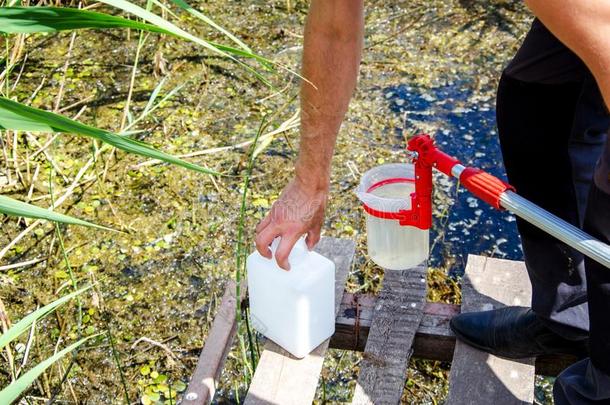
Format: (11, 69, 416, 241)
(269, 236, 308, 268)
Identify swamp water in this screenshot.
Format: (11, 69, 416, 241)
(0, 0, 549, 403)
(386, 82, 524, 276)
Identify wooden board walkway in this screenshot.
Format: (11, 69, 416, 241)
(185, 242, 580, 405)
(331, 293, 576, 377)
(352, 263, 427, 405)
(182, 279, 245, 404)
(446, 255, 535, 405)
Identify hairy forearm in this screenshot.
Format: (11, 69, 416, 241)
(526, 0, 610, 108)
(295, 0, 364, 190)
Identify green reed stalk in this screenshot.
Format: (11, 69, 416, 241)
(120, 0, 153, 131)
(46, 169, 86, 405)
(234, 115, 270, 389)
(50, 171, 128, 403)
(49, 170, 83, 335)
(104, 317, 131, 404)
(4, 35, 8, 96)
(235, 115, 268, 318)
(244, 306, 258, 363)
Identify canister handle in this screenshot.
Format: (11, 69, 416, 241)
(269, 236, 309, 267)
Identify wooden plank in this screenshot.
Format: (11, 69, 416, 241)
(447, 255, 535, 405)
(185, 254, 567, 405)
(244, 237, 356, 405)
(330, 294, 577, 376)
(332, 294, 456, 359)
(183, 285, 572, 405)
(183, 280, 244, 404)
(352, 263, 428, 405)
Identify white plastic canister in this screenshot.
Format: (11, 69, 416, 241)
(247, 237, 335, 358)
(356, 163, 429, 270)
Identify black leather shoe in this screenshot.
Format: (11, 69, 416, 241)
(450, 306, 588, 359)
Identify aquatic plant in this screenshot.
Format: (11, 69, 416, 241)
(0, 286, 92, 403)
(0, 2, 271, 227)
(0, 1, 275, 402)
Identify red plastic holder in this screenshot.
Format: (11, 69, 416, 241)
(359, 136, 435, 231)
(407, 134, 515, 210)
(361, 134, 514, 230)
(361, 176, 431, 230)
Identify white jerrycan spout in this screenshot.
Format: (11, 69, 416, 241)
(247, 237, 336, 358)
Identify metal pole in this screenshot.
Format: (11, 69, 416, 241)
(408, 136, 610, 269)
(499, 191, 610, 269)
(449, 163, 610, 268)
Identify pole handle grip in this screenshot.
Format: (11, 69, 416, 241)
(460, 167, 515, 209)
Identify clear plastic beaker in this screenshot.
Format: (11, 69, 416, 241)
(356, 163, 429, 270)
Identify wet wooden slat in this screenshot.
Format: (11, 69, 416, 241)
(330, 293, 576, 376)
(447, 255, 535, 405)
(332, 294, 457, 358)
(243, 237, 356, 405)
(352, 263, 428, 405)
(183, 280, 244, 405)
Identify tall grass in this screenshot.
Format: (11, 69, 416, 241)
(0, 1, 282, 401)
(0, 335, 97, 404)
(234, 116, 269, 386)
(0, 1, 273, 226)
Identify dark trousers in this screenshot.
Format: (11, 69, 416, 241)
(496, 20, 610, 404)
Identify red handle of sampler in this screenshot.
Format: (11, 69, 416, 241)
(459, 168, 515, 209)
(402, 135, 515, 228)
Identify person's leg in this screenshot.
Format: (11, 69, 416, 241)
(498, 72, 608, 336)
(496, 73, 591, 338)
(554, 359, 610, 404)
(554, 151, 610, 403)
(448, 73, 591, 357)
(449, 19, 607, 358)
(569, 75, 610, 225)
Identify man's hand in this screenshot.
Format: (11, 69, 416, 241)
(254, 0, 363, 270)
(255, 177, 328, 270)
